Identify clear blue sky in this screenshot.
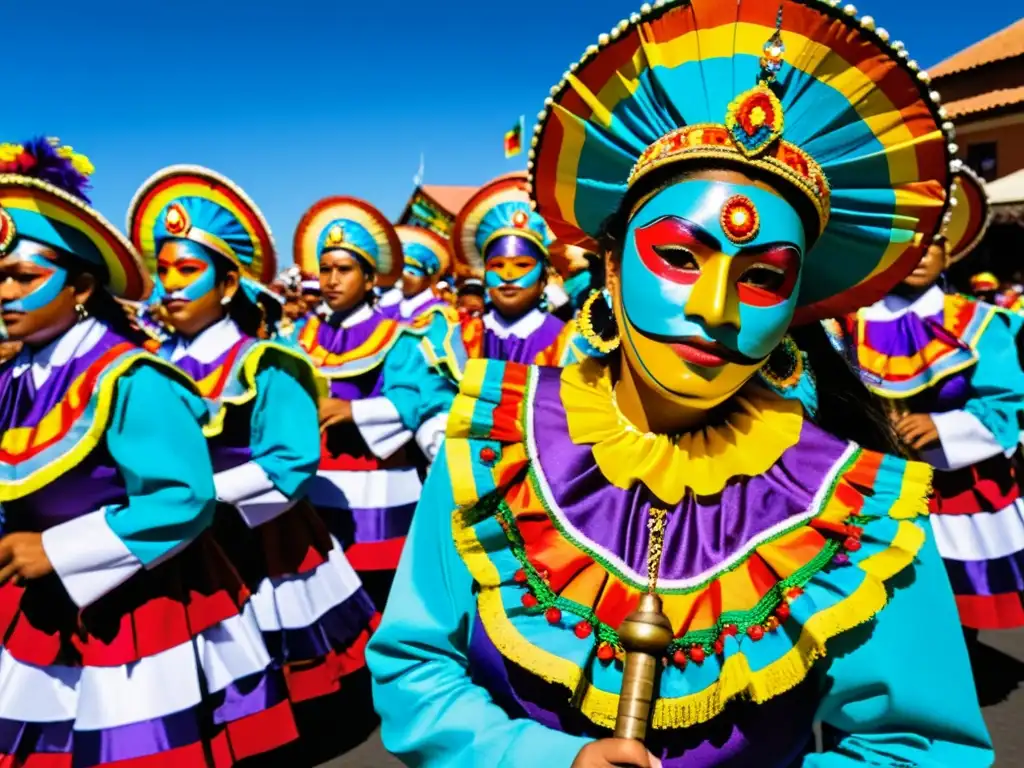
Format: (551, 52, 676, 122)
(7, 0, 1019, 266)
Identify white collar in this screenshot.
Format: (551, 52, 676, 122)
(860, 285, 945, 321)
(11, 317, 106, 388)
(398, 289, 435, 320)
(484, 307, 546, 339)
(170, 317, 242, 364)
(333, 302, 375, 329)
(378, 286, 403, 307)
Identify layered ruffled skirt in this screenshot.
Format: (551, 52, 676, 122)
(930, 452, 1024, 629)
(0, 533, 297, 767)
(213, 501, 378, 707)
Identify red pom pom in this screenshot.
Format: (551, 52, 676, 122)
(521, 593, 538, 608)
(513, 569, 528, 584)
(747, 625, 765, 641)
(776, 602, 791, 621)
(597, 643, 615, 662)
(574, 621, 592, 639)
(713, 639, 724, 655)
(545, 607, 562, 624)
(722, 624, 739, 637)
(672, 650, 688, 668)
(844, 536, 862, 552)
(689, 646, 706, 664)
(479, 447, 497, 464)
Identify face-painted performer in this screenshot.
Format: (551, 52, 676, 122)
(384, 224, 454, 323)
(365, 3, 993, 766)
(293, 197, 464, 610)
(0, 139, 300, 765)
(452, 173, 567, 363)
(849, 165, 1024, 634)
(126, 167, 375, 745)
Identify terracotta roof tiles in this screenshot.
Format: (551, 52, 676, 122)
(931, 18, 1024, 78)
(944, 85, 1024, 119)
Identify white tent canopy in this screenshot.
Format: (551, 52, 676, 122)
(987, 168, 1024, 206)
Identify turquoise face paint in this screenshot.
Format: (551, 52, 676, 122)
(1, 241, 69, 313)
(156, 240, 218, 303)
(622, 180, 805, 362)
(485, 259, 543, 289)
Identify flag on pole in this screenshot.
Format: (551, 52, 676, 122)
(504, 116, 525, 158)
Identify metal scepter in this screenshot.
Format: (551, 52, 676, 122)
(613, 508, 673, 742)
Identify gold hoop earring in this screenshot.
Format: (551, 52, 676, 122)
(578, 289, 620, 354)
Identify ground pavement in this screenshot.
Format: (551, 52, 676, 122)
(320, 629, 1024, 767)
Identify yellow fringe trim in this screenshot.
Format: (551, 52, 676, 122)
(202, 342, 326, 438)
(455, 509, 926, 730)
(0, 353, 187, 502)
(890, 460, 933, 520)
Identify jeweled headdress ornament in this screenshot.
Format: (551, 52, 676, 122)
(529, 0, 957, 322)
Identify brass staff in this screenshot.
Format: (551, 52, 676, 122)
(613, 508, 673, 742)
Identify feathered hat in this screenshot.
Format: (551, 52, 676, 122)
(293, 196, 403, 288)
(0, 138, 150, 300)
(528, 0, 956, 323)
(126, 165, 276, 304)
(452, 172, 553, 279)
(945, 162, 991, 265)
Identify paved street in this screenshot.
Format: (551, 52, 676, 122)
(318, 629, 1024, 767)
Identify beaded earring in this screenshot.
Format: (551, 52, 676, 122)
(577, 288, 620, 355)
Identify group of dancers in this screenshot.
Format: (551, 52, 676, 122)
(1, 1, 1023, 766)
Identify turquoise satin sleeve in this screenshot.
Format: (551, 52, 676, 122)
(382, 320, 461, 431)
(964, 310, 1024, 451)
(809, 527, 993, 766)
(250, 356, 321, 498)
(366, 448, 592, 767)
(104, 364, 217, 567)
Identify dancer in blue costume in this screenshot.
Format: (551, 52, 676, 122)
(386, 224, 457, 325)
(846, 165, 1024, 633)
(293, 196, 463, 610)
(367, 3, 993, 766)
(0, 139, 300, 766)
(126, 167, 379, 751)
(452, 172, 571, 364)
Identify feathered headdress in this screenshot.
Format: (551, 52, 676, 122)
(0, 137, 94, 202)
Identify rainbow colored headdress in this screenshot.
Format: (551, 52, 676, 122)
(452, 173, 553, 278)
(970, 272, 999, 293)
(528, 0, 957, 323)
(0, 138, 150, 300)
(127, 165, 277, 297)
(293, 196, 403, 287)
(395, 225, 451, 279)
(945, 163, 991, 265)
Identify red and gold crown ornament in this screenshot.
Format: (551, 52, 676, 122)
(720, 195, 760, 244)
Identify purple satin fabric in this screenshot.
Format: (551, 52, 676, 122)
(482, 312, 565, 364)
(466, 613, 816, 767)
(262, 586, 376, 661)
(528, 367, 848, 580)
(861, 307, 948, 357)
(0, 668, 288, 764)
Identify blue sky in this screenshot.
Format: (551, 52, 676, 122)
(7, 0, 1019, 266)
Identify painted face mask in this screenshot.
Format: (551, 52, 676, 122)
(618, 178, 806, 409)
(156, 240, 217, 303)
(484, 235, 544, 290)
(0, 240, 69, 313)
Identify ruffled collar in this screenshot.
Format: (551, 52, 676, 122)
(855, 288, 993, 398)
(484, 306, 547, 338)
(559, 360, 804, 503)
